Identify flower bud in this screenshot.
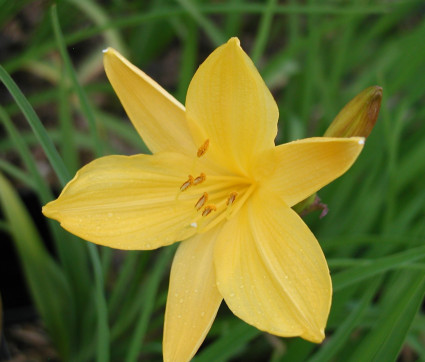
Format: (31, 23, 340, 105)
(324, 86, 382, 138)
(294, 86, 382, 218)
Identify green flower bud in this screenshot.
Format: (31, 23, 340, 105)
(324, 86, 383, 138)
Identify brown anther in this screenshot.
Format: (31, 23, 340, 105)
(195, 192, 208, 211)
(197, 139, 210, 157)
(227, 192, 238, 206)
(193, 173, 206, 186)
(180, 175, 194, 192)
(202, 204, 217, 217)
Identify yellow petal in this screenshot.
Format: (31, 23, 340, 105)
(103, 48, 195, 155)
(214, 188, 331, 343)
(185, 38, 278, 175)
(163, 228, 222, 362)
(259, 137, 364, 207)
(42, 153, 200, 250)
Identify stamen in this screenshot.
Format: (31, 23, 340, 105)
(195, 192, 208, 211)
(227, 192, 238, 206)
(202, 204, 217, 217)
(180, 175, 194, 192)
(193, 173, 206, 186)
(197, 139, 210, 157)
(227, 184, 256, 219)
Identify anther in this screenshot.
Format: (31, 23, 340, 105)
(180, 175, 194, 192)
(195, 192, 208, 211)
(227, 192, 238, 206)
(197, 139, 210, 157)
(202, 204, 217, 217)
(193, 173, 206, 186)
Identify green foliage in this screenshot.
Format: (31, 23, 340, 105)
(1, 0, 424, 360)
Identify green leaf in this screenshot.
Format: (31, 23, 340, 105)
(348, 272, 425, 361)
(309, 277, 382, 362)
(193, 321, 260, 362)
(333, 245, 425, 291)
(0, 66, 70, 186)
(0, 173, 73, 359)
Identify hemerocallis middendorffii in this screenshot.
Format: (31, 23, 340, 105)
(43, 37, 365, 361)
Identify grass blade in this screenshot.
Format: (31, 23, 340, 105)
(333, 245, 425, 291)
(0, 173, 74, 359)
(125, 247, 175, 362)
(174, 0, 226, 46)
(193, 320, 260, 362)
(309, 277, 382, 362)
(250, 0, 277, 64)
(348, 273, 425, 361)
(0, 66, 70, 186)
(50, 4, 103, 158)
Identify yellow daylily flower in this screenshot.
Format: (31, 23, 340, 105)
(43, 38, 365, 361)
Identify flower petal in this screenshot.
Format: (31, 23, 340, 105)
(103, 48, 195, 155)
(259, 137, 364, 207)
(214, 188, 331, 343)
(42, 153, 201, 250)
(163, 228, 222, 362)
(185, 38, 278, 175)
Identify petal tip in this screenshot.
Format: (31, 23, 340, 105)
(102, 47, 113, 55)
(227, 37, 241, 47)
(42, 202, 57, 219)
(302, 327, 326, 344)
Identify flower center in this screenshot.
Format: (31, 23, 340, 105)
(177, 139, 254, 233)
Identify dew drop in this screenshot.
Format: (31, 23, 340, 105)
(179, 298, 184, 304)
(230, 293, 235, 297)
(107, 212, 113, 217)
(200, 311, 205, 317)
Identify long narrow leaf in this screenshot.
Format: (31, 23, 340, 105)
(0, 173, 74, 359)
(50, 4, 103, 157)
(0, 66, 70, 185)
(333, 245, 425, 291)
(348, 273, 425, 361)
